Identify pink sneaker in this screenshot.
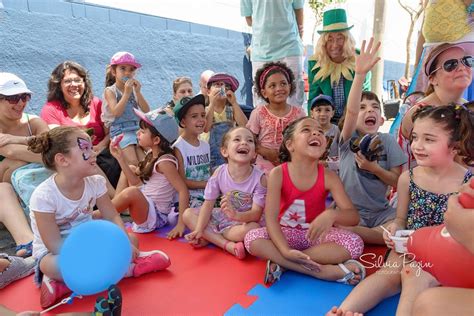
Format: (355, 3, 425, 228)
(40, 275, 71, 308)
(133, 250, 171, 277)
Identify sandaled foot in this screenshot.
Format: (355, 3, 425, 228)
(224, 241, 246, 260)
(15, 241, 33, 258)
(336, 259, 366, 285)
(264, 260, 283, 285)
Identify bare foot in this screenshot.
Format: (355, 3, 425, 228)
(326, 306, 344, 316)
(190, 238, 209, 248)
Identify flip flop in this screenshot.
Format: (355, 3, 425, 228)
(264, 260, 282, 285)
(336, 259, 366, 285)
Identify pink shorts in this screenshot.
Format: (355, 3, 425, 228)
(244, 226, 364, 259)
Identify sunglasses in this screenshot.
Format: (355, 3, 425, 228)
(430, 56, 473, 75)
(0, 93, 31, 104)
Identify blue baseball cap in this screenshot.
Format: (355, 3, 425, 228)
(134, 108, 179, 144)
(310, 94, 335, 110)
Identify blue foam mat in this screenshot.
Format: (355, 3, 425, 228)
(225, 271, 399, 316)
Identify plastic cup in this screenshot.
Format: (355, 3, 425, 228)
(391, 230, 414, 253)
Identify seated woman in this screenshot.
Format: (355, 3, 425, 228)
(40, 61, 118, 195)
(0, 72, 44, 258)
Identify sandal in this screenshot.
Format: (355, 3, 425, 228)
(223, 241, 246, 260)
(264, 260, 282, 285)
(15, 241, 33, 257)
(336, 259, 366, 285)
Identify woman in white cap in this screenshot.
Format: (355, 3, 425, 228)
(0, 72, 46, 288)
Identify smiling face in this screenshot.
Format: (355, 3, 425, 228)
(286, 118, 327, 160)
(356, 96, 384, 135)
(221, 127, 256, 164)
(325, 32, 346, 63)
(60, 69, 85, 105)
(311, 104, 335, 128)
(181, 104, 206, 136)
(410, 117, 456, 167)
(429, 47, 472, 94)
(63, 132, 97, 176)
(260, 72, 290, 104)
(0, 93, 30, 120)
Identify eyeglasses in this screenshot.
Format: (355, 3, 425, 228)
(62, 78, 84, 85)
(0, 93, 31, 104)
(430, 56, 473, 75)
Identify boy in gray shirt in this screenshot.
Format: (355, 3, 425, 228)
(338, 39, 407, 244)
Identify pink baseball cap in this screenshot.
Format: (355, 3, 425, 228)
(110, 51, 141, 69)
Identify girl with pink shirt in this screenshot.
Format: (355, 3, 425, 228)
(184, 127, 267, 259)
(109, 108, 189, 240)
(246, 62, 305, 175)
(244, 117, 365, 285)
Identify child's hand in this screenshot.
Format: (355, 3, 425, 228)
(185, 230, 203, 245)
(283, 249, 321, 272)
(133, 79, 142, 93)
(354, 152, 378, 173)
(226, 90, 237, 105)
(124, 78, 134, 95)
(383, 221, 404, 249)
(131, 245, 140, 261)
(109, 137, 124, 160)
(354, 37, 381, 75)
(167, 221, 186, 239)
(307, 211, 335, 242)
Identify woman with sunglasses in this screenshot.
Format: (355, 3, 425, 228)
(40, 61, 117, 196)
(0, 73, 45, 287)
(399, 42, 473, 169)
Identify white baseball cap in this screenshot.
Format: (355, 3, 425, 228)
(0, 73, 32, 96)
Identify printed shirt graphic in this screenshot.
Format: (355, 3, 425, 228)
(280, 199, 309, 229)
(173, 136, 211, 200)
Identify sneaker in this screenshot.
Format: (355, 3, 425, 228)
(0, 254, 35, 289)
(40, 275, 71, 308)
(107, 284, 122, 316)
(132, 250, 171, 277)
(93, 296, 111, 316)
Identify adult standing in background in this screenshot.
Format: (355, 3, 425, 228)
(308, 8, 371, 123)
(241, 0, 305, 108)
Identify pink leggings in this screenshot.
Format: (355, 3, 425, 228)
(244, 226, 364, 259)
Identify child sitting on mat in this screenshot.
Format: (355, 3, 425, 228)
(244, 117, 365, 285)
(184, 127, 267, 259)
(27, 127, 170, 309)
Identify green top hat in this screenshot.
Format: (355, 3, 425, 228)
(317, 8, 354, 34)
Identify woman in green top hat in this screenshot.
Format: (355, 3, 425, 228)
(308, 8, 372, 123)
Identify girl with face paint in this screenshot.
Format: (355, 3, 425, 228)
(26, 126, 171, 309)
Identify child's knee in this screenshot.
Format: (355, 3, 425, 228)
(182, 208, 195, 224)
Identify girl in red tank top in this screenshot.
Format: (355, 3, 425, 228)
(244, 117, 365, 285)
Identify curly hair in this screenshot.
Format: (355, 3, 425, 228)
(412, 104, 474, 166)
(278, 117, 314, 163)
(28, 126, 83, 170)
(254, 61, 296, 102)
(47, 61, 93, 113)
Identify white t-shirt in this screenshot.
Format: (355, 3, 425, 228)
(29, 174, 108, 258)
(173, 136, 211, 202)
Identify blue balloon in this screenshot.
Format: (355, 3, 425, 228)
(59, 220, 132, 295)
